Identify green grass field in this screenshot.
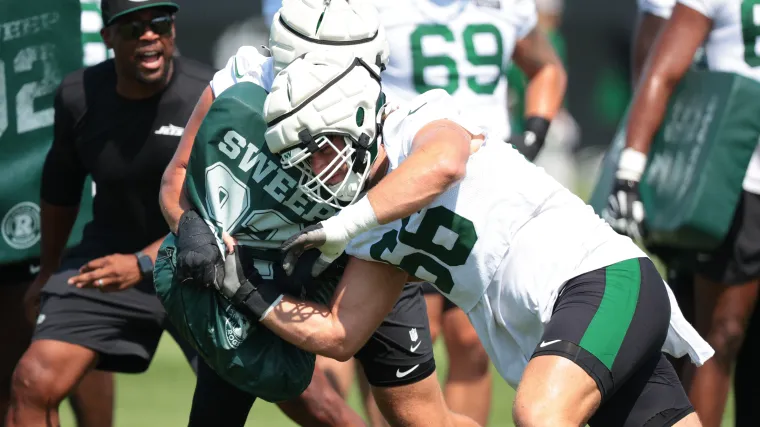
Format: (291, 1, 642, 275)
(57, 334, 736, 427)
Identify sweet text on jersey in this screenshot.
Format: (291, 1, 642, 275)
(185, 82, 337, 250)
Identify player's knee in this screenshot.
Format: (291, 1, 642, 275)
(707, 316, 747, 365)
(513, 397, 571, 427)
(512, 398, 549, 427)
(10, 353, 64, 407)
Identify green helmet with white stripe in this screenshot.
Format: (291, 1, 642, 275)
(269, 0, 390, 75)
(264, 52, 384, 209)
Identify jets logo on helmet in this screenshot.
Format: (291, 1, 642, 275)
(264, 52, 384, 209)
(269, 0, 390, 74)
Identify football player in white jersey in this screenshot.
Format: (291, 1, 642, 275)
(210, 52, 713, 427)
(605, 1, 760, 425)
(262, 2, 566, 422)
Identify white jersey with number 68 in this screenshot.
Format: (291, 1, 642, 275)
(342, 90, 718, 386)
(371, 0, 537, 142)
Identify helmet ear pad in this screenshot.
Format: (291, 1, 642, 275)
(264, 53, 384, 208)
(268, 0, 390, 74)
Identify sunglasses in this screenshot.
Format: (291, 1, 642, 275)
(116, 15, 174, 40)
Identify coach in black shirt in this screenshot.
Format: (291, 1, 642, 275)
(6, 1, 213, 425)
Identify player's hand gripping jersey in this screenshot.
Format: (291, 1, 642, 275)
(677, 0, 760, 193)
(344, 89, 714, 386)
(371, 0, 536, 141)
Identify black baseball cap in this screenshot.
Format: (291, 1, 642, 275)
(101, 0, 180, 26)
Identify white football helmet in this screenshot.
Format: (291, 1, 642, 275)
(264, 52, 384, 208)
(269, 0, 390, 75)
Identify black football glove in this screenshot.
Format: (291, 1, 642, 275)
(218, 246, 283, 321)
(509, 117, 551, 162)
(175, 210, 224, 288)
(602, 178, 646, 242)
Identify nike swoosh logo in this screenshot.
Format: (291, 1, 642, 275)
(539, 339, 562, 348)
(408, 102, 427, 116)
(410, 342, 421, 352)
(396, 364, 420, 378)
(234, 57, 245, 79)
(29, 264, 41, 275)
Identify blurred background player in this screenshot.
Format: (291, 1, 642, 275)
(606, 0, 760, 425)
(625, 1, 760, 426)
(0, 1, 114, 426)
(5, 1, 213, 425)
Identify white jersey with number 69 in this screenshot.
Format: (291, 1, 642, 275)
(371, 0, 537, 142)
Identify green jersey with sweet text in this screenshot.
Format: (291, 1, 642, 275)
(185, 82, 338, 279)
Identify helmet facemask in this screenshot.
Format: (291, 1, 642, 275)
(265, 55, 383, 209)
(280, 131, 374, 208)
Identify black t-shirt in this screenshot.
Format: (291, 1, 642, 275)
(43, 57, 212, 254)
(41, 57, 213, 299)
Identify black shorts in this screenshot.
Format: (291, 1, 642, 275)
(354, 283, 436, 387)
(0, 258, 40, 285)
(420, 281, 457, 312)
(695, 190, 760, 285)
(532, 257, 694, 427)
(34, 265, 199, 374)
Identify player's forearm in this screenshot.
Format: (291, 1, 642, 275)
(625, 70, 679, 155)
(159, 167, 191, 235)
(368, 156, 461, 225)
(627, 4, 712, 155)
(632, 13, 667, 86)
(367, 122, 470, 225)
(260, 297, 356, 361)
(523, 61, 566, 121)
(38, 201, 79, 276)
(161, 85, 214, 234)
(514, 28, 566, 122)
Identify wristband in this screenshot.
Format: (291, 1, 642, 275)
(524, 116, 551, 147)
(231, 279, 283, 322)
(616, 148, 648, 182)
(324, 196, 380, 242)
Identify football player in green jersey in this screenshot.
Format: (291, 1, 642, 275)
(0, 1, 113, 426)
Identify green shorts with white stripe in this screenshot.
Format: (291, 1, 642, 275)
(531, 257, 694, 427)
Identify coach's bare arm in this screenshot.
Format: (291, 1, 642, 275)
(260, 257, 407, 361)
